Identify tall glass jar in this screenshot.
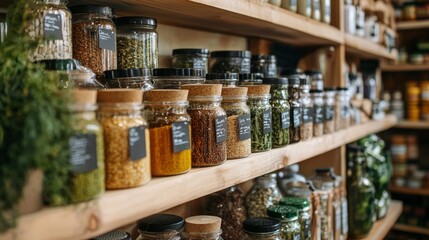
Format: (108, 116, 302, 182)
(104, 68, 154, 91)
(323, 88, 335, 134)
(267, 205, 301, 240)
(70, 5, 116, 83)
(97, 89, 151, 189)
(92, 230, 131, 240)
(243, 218, 282, 240)
(210, 50, 252, 74)
(335, 88, 350, 130)
(280, 197, 312, 240)
(172, 48, 209, 73)
(183, 216, 223, 240)
(29, 0, 72, 61)
(153, 68, 205, 89)
(206, 73, 239, 87)
(305, 70, 324, 91)
(311, 90, 324, 137)
(144, 90, 192, 176)
(238, 73, 263, 86)
(300, 76, 313, 141)
(288, 76, 301, 143)
(251, 55, 277, 78)
(221, 87, 251, 159)
(137, 214, 184, 240)
(115, 16, 158, 70)
(181, 84, 227, 167)
(246, 173, 283, 218)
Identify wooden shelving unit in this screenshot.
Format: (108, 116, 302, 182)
(381, 64, 429, 72)
(390, 185, 429, 196)
(345, 34, 398, 60)
(394, 223, 429, 235)
(395, 121, 429, 129)
(397, 19, 429, 30)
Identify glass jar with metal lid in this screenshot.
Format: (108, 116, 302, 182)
(92, 230, 131, 240)
(153, 68, 205, 89)
(206, 73, 239, 87)
(280, 197, 312, 240)
(300, 75, 313, 141)
(311, 90, 324, 137)
(115, 16, 158, 70)
(238, 73, 263, 86)
(243, 218, 282, 240)
(323, 88, 335, 134)
(335, 87, 350, 130)
(267, 205, 301, 240)
(251, 55, 277, 78)
(183, 215, 223, 240)
(304, 70, 324, 91)
(286, 75, 301, 144)
(0, 11, 7, 43)
(172, 48, 210, 73)
(104, 68, 153, 91)
(210, 50, 252, 74)
(246, 173, 283, 218)
(137, 214, 184, 240)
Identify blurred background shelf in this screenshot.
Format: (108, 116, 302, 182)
(381, 64, 429, 72)
(393, 224, 429, 235)
(389, 185, 429, 196)
(397, 20, 429, 30)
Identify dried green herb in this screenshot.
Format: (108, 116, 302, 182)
(270, 84, 290, 147)
(248, 98, 272, 152)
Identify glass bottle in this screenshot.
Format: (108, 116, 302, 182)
(243, 218, 282, 240)
(251, 55, 277, 78)
(311, 90, 324, 137)
(172, 48, 210, 73)
(206, 73, 239, 87)
(363, 72, 376, 101)
(153, 68, 205, 89)
(104, 68, 154, 92)
(183, 215, 223, 240)
(280, 197, 312, 240)
(277, 164, 307, 196)
(300, 76, 313, 141)
(288, 76, 301, 143)
(210, 50, 252, 74)
(137, 214, 184, 240)
(311, 0, 321, 21)
(267, 205, 301, 240)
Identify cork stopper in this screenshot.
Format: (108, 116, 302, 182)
(97, 89, 143, 103)
(71, 90, 97, 104)
(185, 215, 222, 233)
(243, 85, 270, 95)
(221, 87, 248, 97)
(144, 89, 189, 102)
(180, 84, 222, 97)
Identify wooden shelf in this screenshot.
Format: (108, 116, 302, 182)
(395, 121, 429, 129)
(381, 64, 429, 72)
(390, 185, 429, 196)
(0, 115, 397, 240)
(345, 34, 398, 60)
(394, 224, 429, 235)
(397, 20, 429, 30)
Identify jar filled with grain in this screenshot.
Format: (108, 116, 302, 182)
(221, 87, 251, 159)
(137, 214, 184, 240)
(97, 89, 150, 189)
(243, 218, 282, 240)
(144, 90, 192, 176)
(92, 230, 131, 240)
(181, 84, 227, 167)
(153, 68, 205, 89)
(206, 73, 239, 87)
(210, 50, 252, 74)
(300, 75, 313, 141)
(311, 90, 324, 137)
(280, 197, 312, 240)
(115, 16, 158, 70)
(288, 76, 301, 143)
(104, 68, 154, 92)
(251, 55, 277, 78)
(238, 73, 263, 86)
(70, 5, 116, 85)
(183, 216, 223, 240)
(69, 90, 105, 203)
(324, 88, 335, 134)
(267, 205, 301, 240)
(29, 0, 72, 61)
(172, 48, 210, 73)
(335, 87, 350, 130)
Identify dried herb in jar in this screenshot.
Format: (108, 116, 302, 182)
(246, 173, 283, 218)
(288, 76, 301, 143)
(210, 50, 252, 74)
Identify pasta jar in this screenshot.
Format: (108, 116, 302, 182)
(206, 73, 239, 87)
(243, 218, 282, 240)
(311, 90, 324, 137)
(97, 89, 151, 189)
(69, 90, 105, 203)
(245, 85, 273, 152)
(172, 48, 210, 73)
(300, 76, 313, 141)
(335, 87, 350, 130)
(288, 76, 301, 143)
(320, 0, 331, 24)
(323, 88, 335, 134)
(153, 68, 205, 89)
(298, 0, 312, 17)
(92, 230, 131, 240)
(115, 16, 158, 70)
(304, 70, 324, 91)
(263, 77, 290, 148)
(104, 68, 154, 92)
(281, 0, 298, 12)
(183, 216, 223, 240)
(221, 87, 251, 159)
(280, 197, 312, 240)
(144, 90, 192, 176)
(137, 214, 184, 240)
(238, 73, 263, 86)
(267, 205, 301, 240)
(181, 84, 227, 167)
(29, 0, 72, 61)
(70, 5, 116, 82)
(210, 50, 252, 74)
(251, 55, 277, 78)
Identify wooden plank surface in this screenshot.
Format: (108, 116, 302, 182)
(397, 20, 429, 30)
(381, 64, 429, 72)
(390, 185, 429, 196)
(395, 121, 429, 129)
(345, 34, 398, 60)
(394, 224, 429, 235)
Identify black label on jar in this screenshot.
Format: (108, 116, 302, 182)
(262, 109, 272, 134)
(281, 110, 290, 129)
(341, 105, 349, 117)
(215, 115, 227, 143)
(99, 28, 116, 51)
(315, 106, 324, 123)
(171, 121, 191, 153)
(44, 13, 63, 40)
(292, 107, 301, 128)
(302, 107, 314, 123)
(238, 114, 251, 141)
(240, 58, 251, 73)
(129, 125, 146, 161)
(325, 105, 334, 121)
(69, 133, 98, 174)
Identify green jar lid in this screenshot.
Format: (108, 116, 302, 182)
(267, 205, 298, 220)
(279, 197, 310, 210)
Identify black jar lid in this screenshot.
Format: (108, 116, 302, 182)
(137, 214, 185, 232)
(114, 16, 157, 28)
(210, 50, 252, 58)
(300, 76, 311, 85)
(69, 5, 114, 17)
(280, 68, 302, 76)
(347, 144, 365, 153)
(243, 218, 281, 234)
(172, 48, 210, 56)
(104, 68, 151, 79)
(336, 87, 349, 91)
(288, 76, 301, 86)
(36, 59, 79, 71)
(206, 73, 238, 80)
(310, 89, 323, 94)
(239, 73, 264, 80)
(153, 68, 205, 77)
(304, 70, 322, 75)
(315, 168, 334, 174)
(324, 87, 336, 92)
(262, 77, 288, 85)
(91, 230, 131, 240)
(251, 54, 277, 61)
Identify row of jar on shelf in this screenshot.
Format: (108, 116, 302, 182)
(261, 0, 331, 24)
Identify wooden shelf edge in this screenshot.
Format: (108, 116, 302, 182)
(0, 115, 397, 240)
(389, 185, 429, 196)
(394, 223, 429, 235)
(381, 64, 429, 72)
(345, 34, 397, 60)
(395, 120, 429, 129)
(397, 19, 429, 30)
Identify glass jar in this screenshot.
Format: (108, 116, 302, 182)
(311, 0, 321, 21)
(153, 68, 205, 89)
(181, 84, 227, 167)
(172, 48, 209, 73)
(282, 181, 312, 201)
(298, 0, 312, 17)
(137, 214, 184, 240)
(69, 90, 105, 203)
(311, 90, 324, 137)
(277, 165, 307, 196)
(280, 197, 312, 240)
(104, 68, 154, 91)
(300, 76, 313, 141)
(115, 16, 158, 70)
(29, 0, 72, 61)
(206, 73, 239, 87)
(267, 205, 301, 240)
(245, 85, 273, 152)
(281, 0, 298, 12)
(243, 218, 282, 240)
(238, 73, 263, 86)
(97, 89, 151, 189)
(363, 72, 376, 101)
(207, 186, 246, 240)
(210, 50, 251, 74)
(344, 0, 356, 34)
(263, 77, 290, 148)
(92, 230, 131, 240)
(245, 173, 283, 218)
(305, 70, 324, 91)
(251, 55, 277, 78)
(335, 88, 350, 130)
(183, 216, 223, 240)
(288, 76, 301, 143)
(221, 87, 251, 159)
(329, 172, 343, 240)
(320, 0, 331, 24)
(144, 90, 192, 176)
(323, 88, 335, 134)
(70, 5, 116, 82)
(0, 11, 7, 43)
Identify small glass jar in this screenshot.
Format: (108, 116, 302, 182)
(181, 84, 227, 167)
(144, 90, 192, 176)
(335, 87, 350, 130)
(277, 165, 307, 196)
(311, 90, 324, 137)
(243, 218, 282, 240)
(304, 70, 324, 91)
(238, 73, 263, 86)
(172, 48, 209, 73)
(70, 5, 116, 82)
(363, 72, 376, 101)
(137, 214, 184, 240)
(245, 85, 273, 152)
(221, 87, 251, 159)
(300, 76, 313, 141)
(251, 55, 277, 78)
(210, 50, 252, 74)
(92, 230, 131, 240)
(246, 173, 283, 218)
(323, 88, 335, 134)
(206, 73, 239, 87)
(344, 0, 356, 34)
(285, 75, 301, 144)
(115, 16, 158, 70)
(311, 0, 321, 21)
(183, 216, 223, 240)
(153, 68, 205, 89)
(104, 68, 154, 91)
(320, 0, 331, 24)
(267, 205, 301, 240)
(280, 197, 312, 240)
(263, 77, 290, 148)
(97, 89, 151, 189)
(281, 0, 298, 12)
(29, 0, 72, 61)
(298, 0, 312, 17)
(0, 11, 7, 43)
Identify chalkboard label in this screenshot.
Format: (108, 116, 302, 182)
(302, 107, 314, 124)
(292, 107, 301, 128)
(171, 121, 191, 153)
(128, 126, 146, 161)
(99, 28, 116, 51)
(69, 133, 98, 174)
(281, 110, 290, 129)
(215, 115, 227, 143)
(262, 110, 272, 134)
(325, 105, 334, 121)
(44, 13, 63, 40)
(341, 105, 349, 117)
(238, 114, 251, 141)
(315, 106, 324, 123)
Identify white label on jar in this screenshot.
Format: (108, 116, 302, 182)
(99, 28, 116, 51)
(315, 106, 324, 123)
(44, 13, 63, 40)
(69, 133, 98, 174)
